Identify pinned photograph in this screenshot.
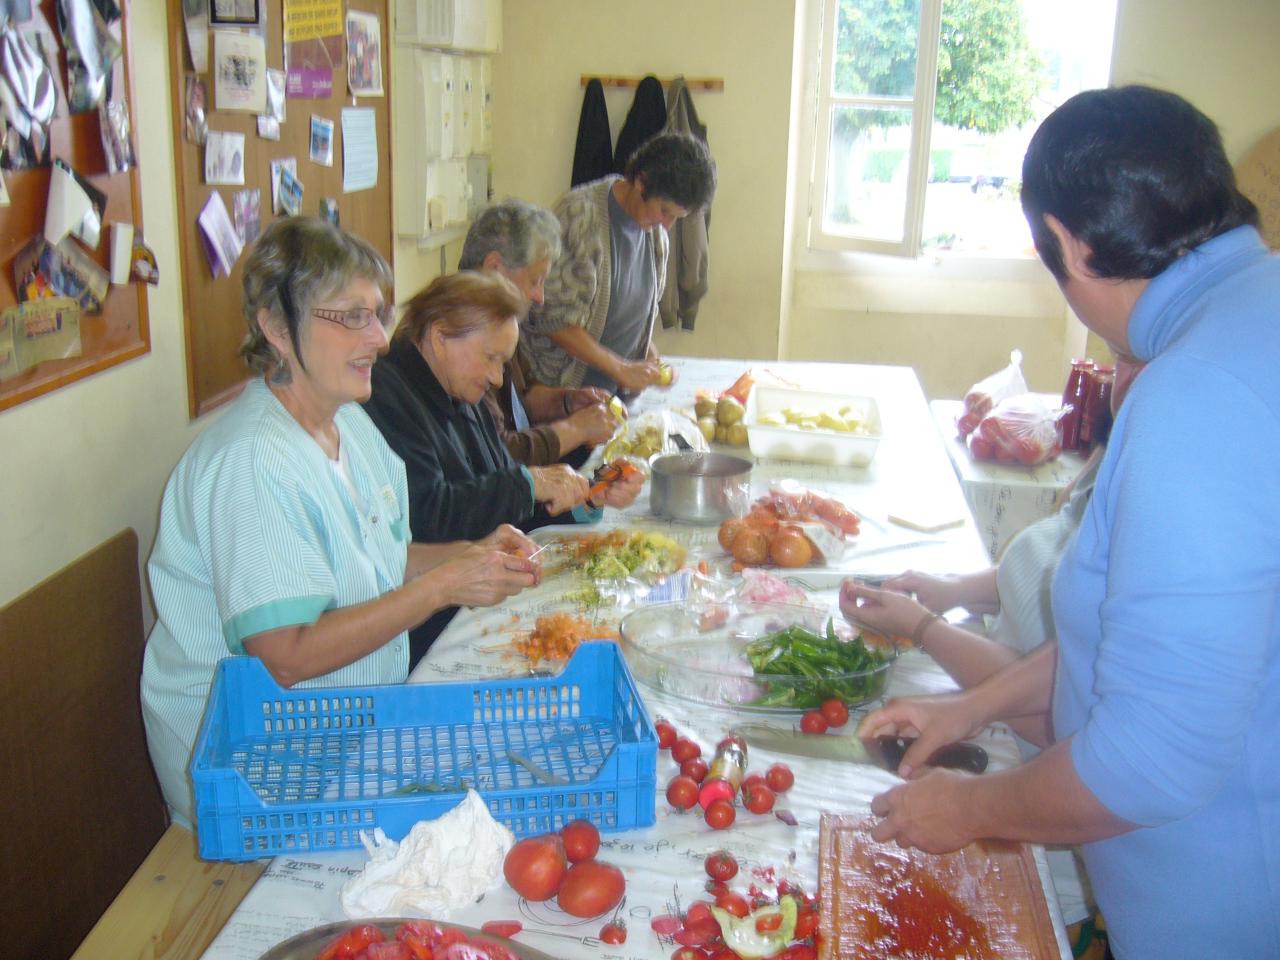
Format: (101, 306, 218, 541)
(210, 0, 259, 26)
(212, 29, 266, 114)
(205, 130, 246, 185)
(278, 165, 303, 216)
(265, 67, 286, 121)
(319, 197, 338, 226)
(233, 188, 261, 245)
(309, 114, 334, 166)
(345, 10, 383, 97)
(14, 235, 110, 313)
(257, 115, 280, 140)
(197, 191, 243, 278)
(184, 74, 208, 144)
(270, 156, 297, 214)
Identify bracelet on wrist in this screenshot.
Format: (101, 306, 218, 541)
(911, 610, 945, 652)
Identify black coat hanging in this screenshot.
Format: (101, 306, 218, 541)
(612, 75, 667, 175)
(571, 78, 613, 187)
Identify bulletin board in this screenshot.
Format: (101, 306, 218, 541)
(166, 0, 394, 418)
(0, 0, 149, 415)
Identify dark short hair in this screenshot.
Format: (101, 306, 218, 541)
(458, 199, 563, 271)
(1021, 85, 1258, 281)
(240, 216, 391, 373)
(395, 270, 525, 346)
(624, 132, 717, 212)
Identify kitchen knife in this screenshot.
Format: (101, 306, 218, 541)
(736, 724, 988, 775)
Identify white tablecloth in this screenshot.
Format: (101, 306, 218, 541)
(199, 358, 1070, 960)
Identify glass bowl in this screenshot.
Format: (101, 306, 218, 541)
(617, 600, 898, 714)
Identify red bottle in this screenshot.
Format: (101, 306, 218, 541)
(698, 734, 747, 810)
(1060, 358, 1094, 452)
(1080, 366, 1115, 448)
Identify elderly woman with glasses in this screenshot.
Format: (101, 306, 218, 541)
(140, 217, 539, 827)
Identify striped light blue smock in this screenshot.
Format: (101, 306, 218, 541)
(141, 379, 411, 826)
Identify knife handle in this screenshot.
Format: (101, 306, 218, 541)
(876, 735, 989, 774)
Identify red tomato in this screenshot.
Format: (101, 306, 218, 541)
(704, 849, 739, 882)
(742, 781, 776, 815)
(672, 948, 707, 960)
(705, 798, 736, 830)
(672, 738, 703, 763)
(556, 859, 626, 918)
(755, 912, 783, 933)
(599, 921, 627, 945)
(480, 920, 523, 938)
(778, 945, 818, 960)
(667, 775, 700, 810)
(317, 924, 385, 960)
(794, 906, 819, 939)
(561, 819, 601, 862)
(819, 698, 850, 728)
(655, 720, 678, 750)
(742, 772, 767, 795)
(715, 889, 750, 917)
(651, 914, 683, 936)
(799, 711, 828, 735)
(397, 933, 433, 960)
(502, 834, 567, 901)
(363, 943, 411, 960)
(674, 916, 721, 947)
(685, 901, 715, 926)
(681, 757, 709, 783)
(764, 762, 794, 793)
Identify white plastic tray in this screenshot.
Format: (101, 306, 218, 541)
(746, 385, 884, 467)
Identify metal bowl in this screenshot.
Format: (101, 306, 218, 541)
(649, 451, 752, 524)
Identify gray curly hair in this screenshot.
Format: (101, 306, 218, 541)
(239, 216, 392, 374)
(457, 199, 562, 272)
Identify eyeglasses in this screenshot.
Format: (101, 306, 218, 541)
(312, 306, 393, 331)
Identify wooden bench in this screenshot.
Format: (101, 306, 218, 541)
(0, 530, 264, 960)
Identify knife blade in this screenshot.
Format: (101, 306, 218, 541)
(736, 724, 988, 774)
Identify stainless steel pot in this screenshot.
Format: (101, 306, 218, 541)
(649, 452, 752, 524)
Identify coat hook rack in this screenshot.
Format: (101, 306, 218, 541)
(580, 75, 725, 93)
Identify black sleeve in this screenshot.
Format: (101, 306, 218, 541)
(364, 366, 536, 542)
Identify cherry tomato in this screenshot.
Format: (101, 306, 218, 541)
(599, 921, 627, 945)
(655, 720, 678, 750)
(705, 798, 736, 830)
(674, 916, 722, 947)
(764, 762, 794, 793)
(685, 901, 715, 926)
(794, 906, 819, 939)
(556, 859, 626, 918)
(819, 697, 850, 728)
(480, 920, 523, 938)
(672, 948, 707, 960)
(502, 834, 567, 901)
(742, 781, 776, 814)
(681, 757, 709, 783)
(715, 889, 750, 917)
(561, 819, 601, 862)
(742, 772, 767, 795)
(667, 774, 700, 810)
(651, 915, 683, 936)
(672, 738, 703, 763)
(800, 710, 829, 734)
(704, 849, 739, 882)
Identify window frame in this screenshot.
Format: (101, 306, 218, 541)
(808, 0, 943, 257)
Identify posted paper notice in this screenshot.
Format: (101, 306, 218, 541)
(341, 107, 377, 193)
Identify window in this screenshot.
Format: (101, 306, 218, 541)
(807, 0, 1117, 259)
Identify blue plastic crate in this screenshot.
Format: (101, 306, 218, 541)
(191, 642, 657, 861)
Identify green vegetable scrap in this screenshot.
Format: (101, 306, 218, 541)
(744, 619, 892, 708)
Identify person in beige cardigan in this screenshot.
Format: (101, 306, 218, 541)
(521, 132, 716, 396)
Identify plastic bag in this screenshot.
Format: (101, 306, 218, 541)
(601, 409, 708, 462)
(966, 393, 1064, 466)
(957, 349, 1027, 437)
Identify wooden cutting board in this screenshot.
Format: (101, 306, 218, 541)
(818, 814, 1059, 960)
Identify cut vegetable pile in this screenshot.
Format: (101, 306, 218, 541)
(744, 620, 893, 708)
